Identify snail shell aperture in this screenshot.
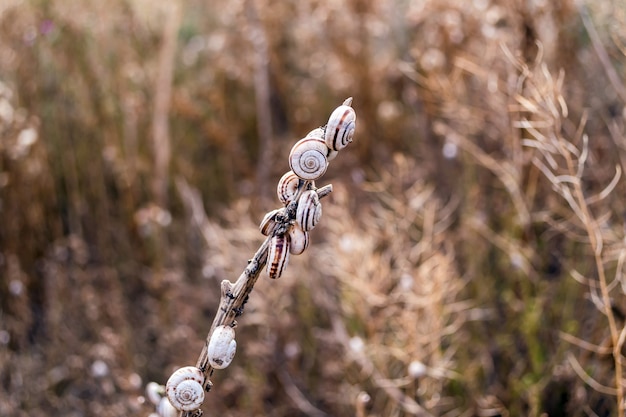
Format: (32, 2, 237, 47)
(289, 137, 329, 181)
(208, 325, 237, 369)
(267, 234, 290, 279)
(260, 208, 281, 236)
(165, 366, 205, 411)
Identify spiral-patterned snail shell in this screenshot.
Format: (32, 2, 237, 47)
(288, 223, 309, 255)
(208, 325, 237, 370)
(296, 190, 322, 232)
(277, 171, 301, 205)
(289, 137, 329, 181)
(260, 208, 281, 236)
(267, 233, 290, 279)
(306, 127, 338, 161)
(324, 99, 356, 151)
(165, 366, 205, 412)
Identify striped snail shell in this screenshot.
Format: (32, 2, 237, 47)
(289, 137, 329, 181)
(267, 233, 290, 279)
(307, 127, 338, 161)
(165, 366, 205, 412)
(208, 325, 237, 369)
(277, 171, 301, 205)
(296, 190, 322, 231)
(288, 223, 310, 255)
(324, 99, 356, 151)
(260, 208, 281, 236)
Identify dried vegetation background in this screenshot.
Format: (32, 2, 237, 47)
(2, 0, 626, 416)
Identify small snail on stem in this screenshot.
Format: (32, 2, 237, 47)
(289, 137, 329, 181)
(165, 366, 205, 412)
(207, 325, 237, 369)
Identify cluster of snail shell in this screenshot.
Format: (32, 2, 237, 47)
(154, 98, 356, 415)
(261, 97, 357, 279)
(161, 325, 236, 413)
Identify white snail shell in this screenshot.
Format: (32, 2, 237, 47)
(304, 127, 338, 162)
(306, 127, 324, 139)
(277, 171, 301, 205)
(324, 102, 356, 151)
(146, 382, 165, 406)
(208, 325, 237, 369)
(289, 137, 329, 181)
(288, 224, 309, 255)
(165, 366, 205, 412)
(296, 190, 322, 232)
(260, 208, 281, 236)
(157, 397, 179, 417)
(267, 233, 290, 279)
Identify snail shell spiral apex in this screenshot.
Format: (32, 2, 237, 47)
(289, 137, 329, 181)
(165, 366, 204, 411)
(277, 171, 301, 205)
(324, 104, 356, 151)
(296, 190, 322, 231)
(208, 325, 237, 369)
(267, 234, 290, 279)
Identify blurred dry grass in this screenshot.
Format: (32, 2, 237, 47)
(2, 0, 626, 416)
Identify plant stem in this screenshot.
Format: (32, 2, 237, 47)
(178, 184, 333, 417)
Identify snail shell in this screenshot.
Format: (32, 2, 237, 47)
(146, 382, 165, 406)
(289, 137, 329, 181)
(208, 325, 237, 369)
(306, 127, 338, 161)
(296, 190, 322, 232)
(324, 102, 356, 151)
(277, 171, 301, 205)
(306, 127, 324, 139)
(157, 397, 179, 417)
(260, 208, 281, 236)
(288, 224, 309, 255)
(267, 234, 290, 279)
(165, 366, 204, 412)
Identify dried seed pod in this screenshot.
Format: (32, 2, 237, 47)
(165, 366, 204, 412)
(277, 171, 301, 205)
(296, 190, 322, 231)
(259, 208, 281, 236)
(324, 99, 356, 151)
(289, 137, 329, 180)
(288, 224, 309, 255)
(267, 234, 290, 279)
(208, 325, 237, 369)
